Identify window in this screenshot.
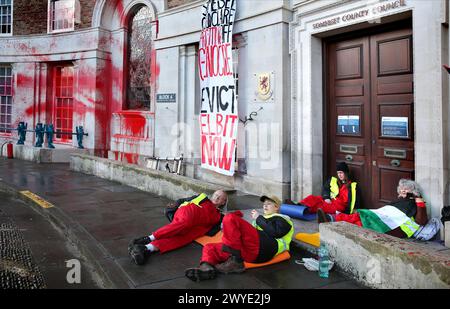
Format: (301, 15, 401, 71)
(0, 65, 13, 134)
(53, 66, 74, 142)
(126, 6, 153, 110)
(48, 0, 80, 33)
(0, 0, 12, 35)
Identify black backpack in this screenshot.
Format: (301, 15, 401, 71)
(441, 205, 450, 225)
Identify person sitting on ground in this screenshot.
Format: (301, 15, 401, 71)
(128, 190, 228, 265)
(317, 179, 428, 239)
(296, 162, 361, 215)
(184, 195, 294, 282)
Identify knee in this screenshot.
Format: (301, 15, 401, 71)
(223, 213, 240, 226)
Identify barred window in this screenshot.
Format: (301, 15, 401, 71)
(48, 0, 80, 33)
(0, 0, 12, 35)
(53, 66, 74, 143)
(126, 6, 153, 110)
(0, 65, 13, 134)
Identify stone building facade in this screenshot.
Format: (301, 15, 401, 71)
(0, 0, 449, 220)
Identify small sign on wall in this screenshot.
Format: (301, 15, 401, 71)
(381, 116, 408, 138)
(156, 93, 176, 103)
(337, 115, 360, 135)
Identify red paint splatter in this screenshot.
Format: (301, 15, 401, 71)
(117, 0, 126, 26)
(16, 74, 34, 87)
(123, 152, 138, 164)
(122, 112, 146, 137)
(150, 49, 160, 92)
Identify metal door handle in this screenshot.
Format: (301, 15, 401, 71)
(390, 159, 400, 167)
(345, 154, 353, 162)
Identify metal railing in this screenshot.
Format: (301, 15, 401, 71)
(0, 122, 88, 149)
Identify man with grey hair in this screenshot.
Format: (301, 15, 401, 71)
(318, 179, 428, 238)
(128, 190, 228, 265)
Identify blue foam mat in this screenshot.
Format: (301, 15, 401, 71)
(280, 204, 317, 221)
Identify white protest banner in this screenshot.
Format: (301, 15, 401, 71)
(199, 0, 237, 176)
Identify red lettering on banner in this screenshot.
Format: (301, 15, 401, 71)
(201, 135, 236, 171)
(199, 113, 238, 138)
(199, 26, 233, 81)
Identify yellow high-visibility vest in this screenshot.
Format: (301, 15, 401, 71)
(254, 213, 294, 255)
(179, 193, 208, 208)
(329, 177, 358, 214)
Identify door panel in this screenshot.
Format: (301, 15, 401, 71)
(328, 37, 372, 208)
(327, 26, 414, 209)
(371, 28, 414, 207)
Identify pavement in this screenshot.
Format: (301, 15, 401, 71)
(0, 192, 100, 288)
(0, 158, 364, 289)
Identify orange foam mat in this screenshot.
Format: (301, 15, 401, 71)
(244, 251, 291, 269)
(195, 232, 291, 269)
(195, 231, 223, 246)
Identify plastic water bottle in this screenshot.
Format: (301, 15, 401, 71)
(318, 243, 329, 278)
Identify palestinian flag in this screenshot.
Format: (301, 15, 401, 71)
(357, 206, 414, 234)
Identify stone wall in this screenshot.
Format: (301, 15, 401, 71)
(320, 222, 450, 289)
(70, 153, 236, 203)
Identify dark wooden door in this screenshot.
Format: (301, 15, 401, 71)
(327, 27, 414, 208)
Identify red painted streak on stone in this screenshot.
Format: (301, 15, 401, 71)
(150, 49, 160, 92)
(16, 74, 34, 88)
(123, 152, 138, 164)
(116, 0, 125, 26)
(123, 112, 146, 137)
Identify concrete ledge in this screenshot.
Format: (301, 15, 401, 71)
(320, 222, 450, 289)
(13, 144, 90, 163)
(70, 154, 236, 204)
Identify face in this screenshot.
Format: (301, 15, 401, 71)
(211, 191, 227, 207)
(262, 200, 279, 215)
(337, 171, 347, 181)
(398, 186, 410, 198)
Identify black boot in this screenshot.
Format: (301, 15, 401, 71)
(185, 263, 217, 282)
(130, 244, 148, 265)
(128, 236, 151, 253)
(317, 208, 332, 224)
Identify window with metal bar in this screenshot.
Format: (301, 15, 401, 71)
(53, 66, 73, 142)
(0, 65, 13, 134)
(126, 6, 152, 110)
(48, 0, 75, 33)
(0, 0, 12, 35)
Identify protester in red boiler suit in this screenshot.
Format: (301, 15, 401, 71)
(128, 190, 228, 265)
(299, 162, 361, 215)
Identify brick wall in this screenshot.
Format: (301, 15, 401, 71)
(13, 0, 48, 35)
(76, 0, 95, 30)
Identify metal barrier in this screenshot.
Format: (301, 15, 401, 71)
(0, 122, 88, 149)
(146, 154, 184, 175)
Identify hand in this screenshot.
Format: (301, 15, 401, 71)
(166, 202, 177, 209)
(325, 199, 332, 204)
(251, 209, 260, 220)
(415, 197, 424, 203)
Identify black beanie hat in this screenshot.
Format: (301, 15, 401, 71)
(336, 162, 349, 174)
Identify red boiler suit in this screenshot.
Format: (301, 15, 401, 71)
(201, 211, 260, 265)
(200, 211, 292, 265)
(151, 199, 221, 253)
(300, 184, 349, 214)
